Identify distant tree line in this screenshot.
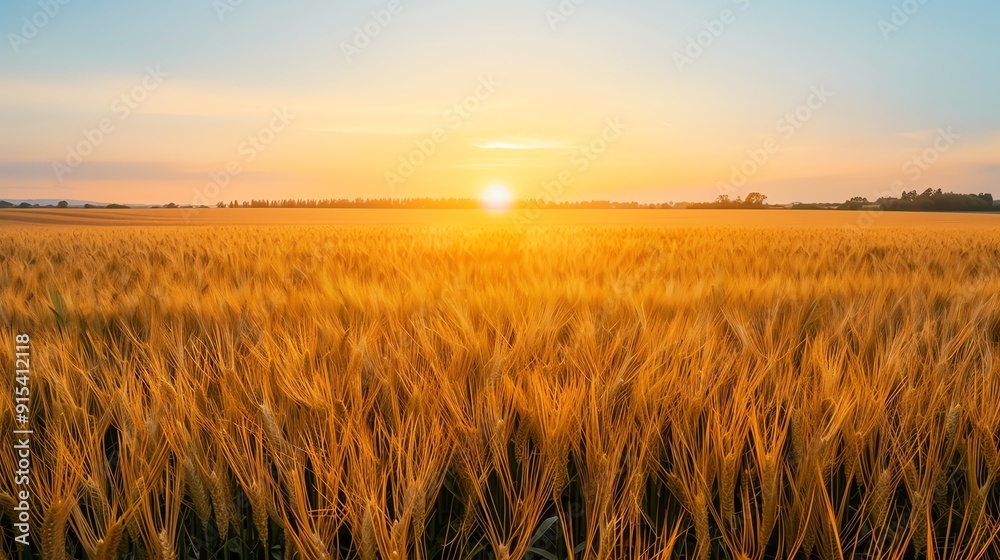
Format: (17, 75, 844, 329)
(688, 192, 768, 209)
(220, 198, 677, 209)
(0, 200, 128, 209)
(2, 190, 998, 212)
(0, 200, 69, 208)
(838, 189, 996, 212)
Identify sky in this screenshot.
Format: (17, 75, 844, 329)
(1, 0, 998, 205)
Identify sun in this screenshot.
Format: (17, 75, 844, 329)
(480, 184, 514, 212)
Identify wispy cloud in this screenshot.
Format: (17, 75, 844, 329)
(444, 162, 552, 169)
(474, 134, 574, 150)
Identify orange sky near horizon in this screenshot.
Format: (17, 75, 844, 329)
(1, 1, 998, 205)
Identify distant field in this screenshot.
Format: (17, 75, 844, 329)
(2, 207, 1000, 227)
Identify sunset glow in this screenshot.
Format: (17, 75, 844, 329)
(480, 184, 513, 212)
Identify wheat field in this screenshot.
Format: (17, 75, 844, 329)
(2, 222, 1000, 559)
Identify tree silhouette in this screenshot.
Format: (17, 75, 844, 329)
(745, 192, 767, 206)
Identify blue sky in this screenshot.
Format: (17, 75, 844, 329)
(1, 0, 998, 204)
